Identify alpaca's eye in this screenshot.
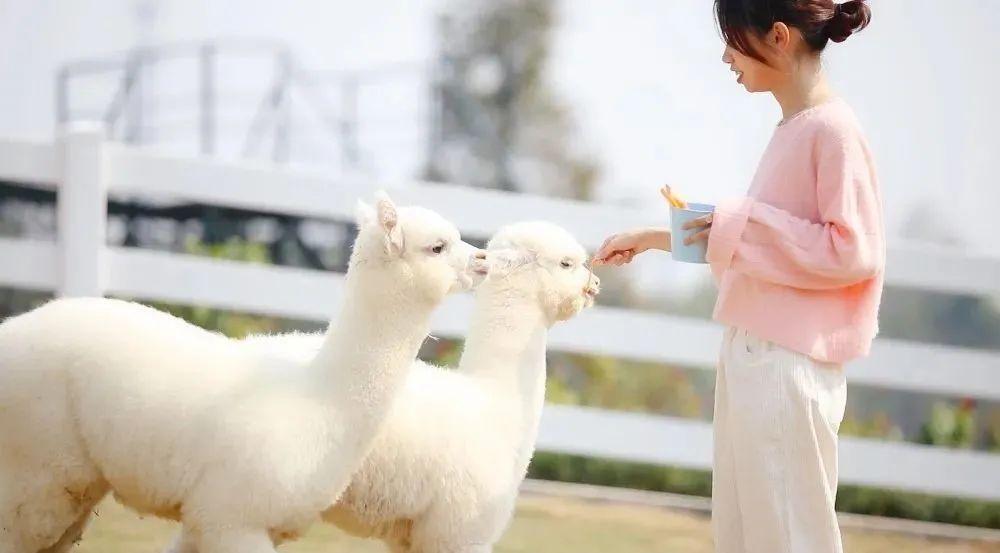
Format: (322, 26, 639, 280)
(560, 260, 574, 269)
(431, 243, 446, 254)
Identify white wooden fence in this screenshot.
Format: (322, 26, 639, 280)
(1, 128, 999, 501)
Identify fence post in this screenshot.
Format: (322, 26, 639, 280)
(58, 125, 107, 297)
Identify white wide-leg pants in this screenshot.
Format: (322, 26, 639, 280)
(712, 327, 848, 553)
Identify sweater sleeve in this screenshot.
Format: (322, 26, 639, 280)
(706, 125, 884, 290)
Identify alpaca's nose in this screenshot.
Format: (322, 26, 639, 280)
(470, 249, 489, 276)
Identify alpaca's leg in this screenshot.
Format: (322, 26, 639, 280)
(0, 462, 104, 553)
(194, 528, 277, 553)
(409, 542, 492, 553)
(0, 488, 90, 553)
(387, 541, 411, 553)
(408, 528, 494, 553)
(446, 544, 493, 553)
(409, 506, 502, 553)
(37, 480, 110, 553)
(38, 511, 93, 553)
(0, 524, 26, 553)
(163, 528, 199, 553)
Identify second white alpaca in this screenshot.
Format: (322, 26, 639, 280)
(237, 221, 600, 553)
(0, 194, 485, 553)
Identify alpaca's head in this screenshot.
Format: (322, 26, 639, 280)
(485, 221, 600, 324)
(353, 192, 487, 303)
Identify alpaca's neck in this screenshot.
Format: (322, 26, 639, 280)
(311, 268, 433, 419)
(459, 284, 549, 414)
(460, 284, 550, 481)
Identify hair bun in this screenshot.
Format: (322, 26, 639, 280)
(825, 0, 872, 43)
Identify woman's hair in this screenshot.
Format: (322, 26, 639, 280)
(715, 0, 871, 61)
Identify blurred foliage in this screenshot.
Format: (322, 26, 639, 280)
(419, 336, 465, 368)
(183, 235, 272, 264)
(0, 288, 52, 319)
(529, 452, 1000, 529)
(987, 410, 1000, 452)
(836, 486, 1000, 529)
(840, 412, 904, 441)
(152, 300, 282, 339)
(545, 353, 710, 419)
(148, 237, 285, 338)
(918, 400, 977, 449)
(529, 452, 712, 498)
(428, 0, 600, 200)
(879, 287, 1000, 349)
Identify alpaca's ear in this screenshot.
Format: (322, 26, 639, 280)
(488, 248, 536, 276)
(356, 200, 376, 228)
(375, 193, 404, 256)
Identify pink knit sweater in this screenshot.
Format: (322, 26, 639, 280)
(706, 98, 885, 364)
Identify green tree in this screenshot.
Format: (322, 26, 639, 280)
(427, 0, 599, 200)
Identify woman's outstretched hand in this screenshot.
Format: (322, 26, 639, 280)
(592, 228, 671, 266)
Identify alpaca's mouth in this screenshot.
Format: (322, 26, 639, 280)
(464, 261, 490, 290)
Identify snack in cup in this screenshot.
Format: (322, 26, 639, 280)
(660, 185, 688, 209)
(659, 185, 712, 264)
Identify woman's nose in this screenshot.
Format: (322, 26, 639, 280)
(721, 46, 733, 64)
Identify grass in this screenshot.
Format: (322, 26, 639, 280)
(75, 495, 999, 553)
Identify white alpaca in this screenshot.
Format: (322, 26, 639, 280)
(232, 222, 599, 553)
(0, 194, 486, 553)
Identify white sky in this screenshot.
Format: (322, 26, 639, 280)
(2, 0, 997, 269)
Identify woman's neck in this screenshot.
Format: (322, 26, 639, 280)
(772, 55, 834, 121)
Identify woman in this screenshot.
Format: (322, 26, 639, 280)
(594, 1, 883, 551)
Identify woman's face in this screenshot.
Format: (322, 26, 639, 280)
(721, 25, 792, 93)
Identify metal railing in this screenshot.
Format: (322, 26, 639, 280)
(56, 40, 431, 172)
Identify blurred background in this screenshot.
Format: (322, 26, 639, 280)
(1, 1, 998, 551)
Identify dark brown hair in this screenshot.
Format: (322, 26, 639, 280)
(715, 0, 871, 62)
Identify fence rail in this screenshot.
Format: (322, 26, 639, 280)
(1, 129, 998, 501)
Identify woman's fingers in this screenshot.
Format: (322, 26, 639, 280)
(681, 213, 714, 231)
(594, 236, 619, 262)
(608, 249, 635, 266)
(597, 246, 632, 265)
(600, 250, 625, 266)
(684, 228, 711, 245)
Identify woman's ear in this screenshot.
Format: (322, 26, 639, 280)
(771, 22, 791, 50)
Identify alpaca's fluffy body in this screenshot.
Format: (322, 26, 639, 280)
(237, 222, 599, 553)
(0, 196, 482, 553)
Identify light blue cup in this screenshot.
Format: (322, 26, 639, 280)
(670, 202, 715, 264)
